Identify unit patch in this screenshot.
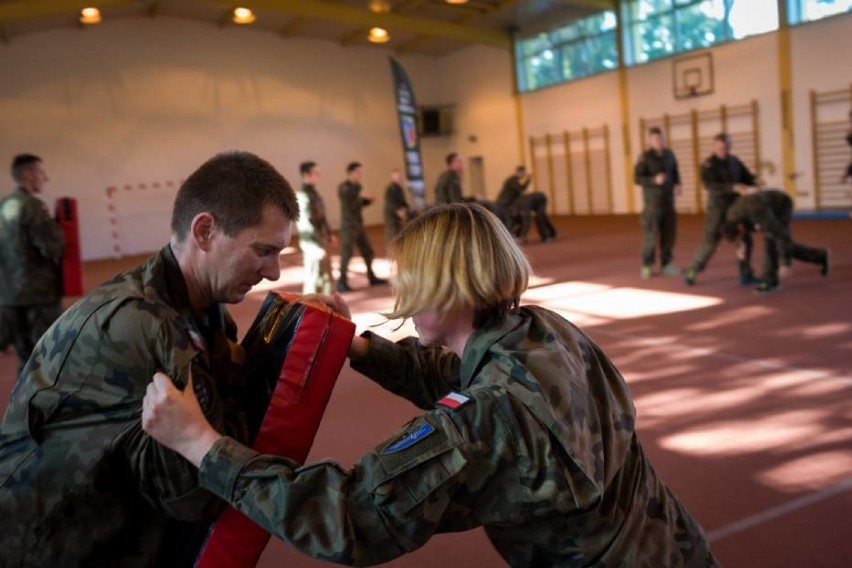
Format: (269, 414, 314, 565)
(381, 422, 435, 455)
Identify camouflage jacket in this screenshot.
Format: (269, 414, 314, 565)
(383, 182, 408, 242)
(338, 180, 369, 235)
(0, 187, 64, 306)
(726, 189, 794, 260)
(296, 183, 332, 246)
(497, 175, 530, 208)
(197, 306, 712, 567)
(434, 170, 463, 204)
(0, 245, 261, 568)
(634, 148, 681, 205)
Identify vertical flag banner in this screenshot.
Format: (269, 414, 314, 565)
(390, 57, 426, 211)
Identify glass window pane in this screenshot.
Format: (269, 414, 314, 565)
(676, 0, 726, 51)
(638, 13, 675, 61)
(587, 32, 619, 73)
(799, 0, 851, 23)
(729, 0, 779, 38)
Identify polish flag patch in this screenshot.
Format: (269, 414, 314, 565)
(436, 392, 471, 410)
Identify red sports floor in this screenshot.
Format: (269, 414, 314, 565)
(1, 214, 850, 567)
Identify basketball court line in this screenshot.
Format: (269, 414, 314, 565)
(706, 477, 852, 542)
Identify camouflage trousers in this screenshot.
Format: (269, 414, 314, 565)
(641, 200, 677, 266)
(0, 302, 62, 376)
(339, 229, 375, 285)
(690, 194, 738, 273)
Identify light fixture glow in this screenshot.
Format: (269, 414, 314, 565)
(444, 0, 470, 5)
(368, 26, 390, 43)
(79, 7, 102, 25)
(369, 0, 391, 13)
(232, 7, 256, 25)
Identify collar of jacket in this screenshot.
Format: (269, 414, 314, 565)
(458, 310, 523, 389)
(159, 244, 229, 336)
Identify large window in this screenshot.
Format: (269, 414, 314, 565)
(621, 0, 779, 66)
(788, 0, 851, 24)
(515, 11, 617, 92)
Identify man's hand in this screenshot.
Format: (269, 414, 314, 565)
(142, 368, 221, 467)
(654, 173, 667, 185)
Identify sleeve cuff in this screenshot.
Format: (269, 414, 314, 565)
(349, 331, 398, 379)
(199, 437, 259, 501)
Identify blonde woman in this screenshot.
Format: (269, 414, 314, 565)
(143, 203, 715, 567)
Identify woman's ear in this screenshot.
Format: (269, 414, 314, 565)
(189, 212, 216, 251)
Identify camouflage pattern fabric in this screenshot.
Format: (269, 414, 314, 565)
(383, 181, 408, 243)
(296, 184, 334, 295)
(0, 187, 65, 373)
(690, 154, 757, 273)
(0, 187, 64, 306)
(338, 180, 375, 284)
(433, 170, 463, 204)
(634, 149, 681, 267)
(0, 245, 264, 568)
(197, 306, 714, 567)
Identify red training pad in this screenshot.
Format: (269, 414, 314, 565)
(196, 292, 355, 568)
(56, 197, 83, 296)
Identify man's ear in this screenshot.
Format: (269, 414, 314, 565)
(190, 212, 216, 251)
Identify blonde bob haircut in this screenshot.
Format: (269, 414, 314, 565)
(387, 203, 530, 325)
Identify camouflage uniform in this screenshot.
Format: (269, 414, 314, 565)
(338, 180, 378, 287)
(434, 169, 463, 204)
(197, 306, 714, 567)
(726, 189, 827, 286)
(383, 180, 408, 243)
(296, 183, 334, 294)
(0, 187, 64, 375)
(0, 245, 264, 568)
(689, 154, 757, 278)
(634, 148, 680, 268)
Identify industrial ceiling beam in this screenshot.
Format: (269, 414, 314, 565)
(209, 0, 511, 49)
(395, 0, 518, 54)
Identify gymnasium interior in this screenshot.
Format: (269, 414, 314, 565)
(0, 1, 850, 566)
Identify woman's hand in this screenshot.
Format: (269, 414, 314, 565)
(300, 292, 352, 320)
(142, 368, 221, 467)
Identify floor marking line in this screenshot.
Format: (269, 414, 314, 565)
(707, 477, 852, 542)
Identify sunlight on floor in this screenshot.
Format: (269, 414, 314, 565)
(756, 449, 852, 492)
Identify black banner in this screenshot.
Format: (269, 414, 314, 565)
(389, 57, 425, 211)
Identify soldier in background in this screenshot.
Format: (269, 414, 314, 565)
(0, 154, 64, 376)
(633, 127, 682, 279)
(337, 161, 386, 292)
(384, 168, 409, 243)
(142, 203, 716, 568)
(723, 188, 829, 294)
(434, 152, 465, 204)
(497, 166, 556, 243)
(0, 151, 299, 566)
(296, 161, 335, 295)
(685, 133, 760, 286)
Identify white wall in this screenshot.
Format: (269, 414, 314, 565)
(0, 17, 443, 259)
(790, 14, 852, 206)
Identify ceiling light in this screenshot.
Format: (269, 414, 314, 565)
(79, 7, 102, 25)
(232, 7, 256, 24)
(369, 0, 391, 13)
(368, 26, 390, 43)
(444, 0, 470, 5)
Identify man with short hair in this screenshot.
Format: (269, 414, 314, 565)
(0, 151, 299, 566)
(0, 154, 65, 375)
(337, 162, 386, 292)
(633, 128, 681, 279)
(296, 161, 335, 294)
(434, 152, 464, 204)
(685, 133, 760, 286)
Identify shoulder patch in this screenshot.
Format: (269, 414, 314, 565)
(381, 422, 435, 455)
(436, 392, 471, 410)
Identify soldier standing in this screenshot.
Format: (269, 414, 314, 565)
(633, 127, 682, 279)
(384, 168, 409, 243)
(337, 162, 386, 292)
(724, 188, 829, 293)
(0, 154, 64, 376)
(0, 152, 299, 566)
(296, 161, 335, 294)
(685, 132, 760, 286)
(434, 152, 464, 204)
(143, 203, 717, 568)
